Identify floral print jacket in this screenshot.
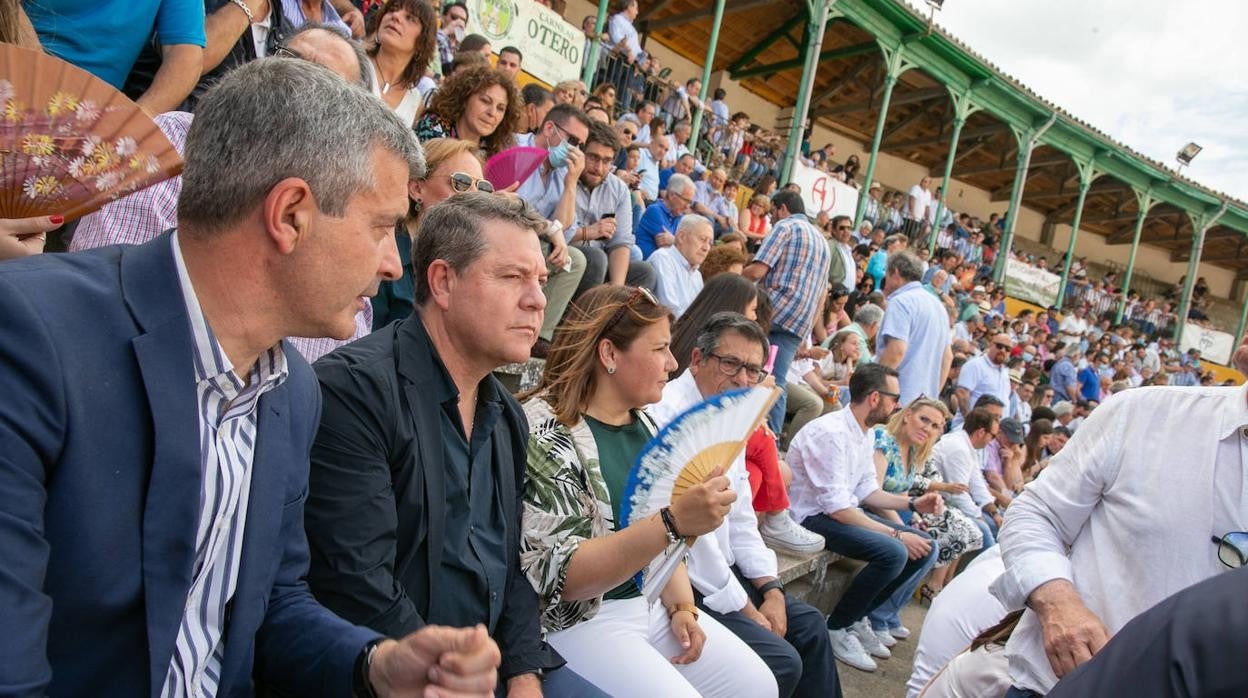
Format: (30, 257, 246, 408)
(519, 396, 655, 633)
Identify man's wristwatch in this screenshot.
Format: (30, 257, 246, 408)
(353, 639, 384, 698)
(756, 579, 784, 597)
(908, 496, 918, 512)
(667, 602, 699, 620)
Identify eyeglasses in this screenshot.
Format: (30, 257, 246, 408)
(705, 352, 769, 384)
(583, 152, 613, 167)
(993, 342, 1012, 351)
(448, 172, 494, 193)
(1213, 532, 1248, 568)
(672, 191, 694, 205)
(273, 44, 303, 60)
(875, 389, 901, 401)
(620, 129, 637, 140)
(602, 286, 659, 338)
(551, 120, 583, 150)
(836, 225, 853, 231)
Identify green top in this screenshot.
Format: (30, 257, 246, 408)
(584, 414, 652, 601)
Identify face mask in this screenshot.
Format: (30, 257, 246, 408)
(1022, 352, 1035, 362)
(547, 138, 571, 168)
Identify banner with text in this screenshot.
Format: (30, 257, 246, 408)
(791, 161, 860, 221)
(1004, 258, 1061, 308)
(468, 0, 584, 87)
(1179, 324, 1235, 366)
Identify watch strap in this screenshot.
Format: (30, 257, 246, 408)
(756, 579, 784, 597)
(667, 602, 699, 620)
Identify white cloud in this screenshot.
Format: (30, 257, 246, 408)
(933, 0, 1248, 201)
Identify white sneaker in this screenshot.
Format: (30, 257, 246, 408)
(759, 512, 826, 554)
(852, 618, 892, 660)
(890, 625, 912, 640)
(829, 627, 878, 672)
(874, 628, 898, 648)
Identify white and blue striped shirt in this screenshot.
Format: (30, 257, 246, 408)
(161, 234, 289, 698)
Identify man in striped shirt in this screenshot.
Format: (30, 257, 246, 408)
(0, 59, 500, 697)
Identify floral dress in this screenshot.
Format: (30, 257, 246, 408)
(872, 427, 983, 567)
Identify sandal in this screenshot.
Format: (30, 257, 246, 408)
(918, 584, 939, 607)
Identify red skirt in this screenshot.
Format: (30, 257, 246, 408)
(745, 426, 789, 512)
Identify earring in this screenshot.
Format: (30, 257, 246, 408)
(607, 366, 616, 374)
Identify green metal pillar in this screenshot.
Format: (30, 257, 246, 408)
(1175, 201, 1229, 346)
(1055, 165, 1096, 308)
(1236, 282, 1248, 350)
(854, 43, 913, 227)
(687, 0, 727, 153)
(1115, 188, 1157, 322)
(780, 0, 832, 185)
(580, 0, 612, 86)
(994, 114, 1057, 283)
(927, 88, 978, 255)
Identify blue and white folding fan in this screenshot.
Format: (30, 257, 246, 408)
(620, 385, 781, 603)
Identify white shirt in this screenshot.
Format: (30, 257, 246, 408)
(648, 246, 702, 318)
(929, 430, 993, 518)
(787, 408, 877, 523)
(952, 321, 973, 344)
(1058, 314, 1088, 339)
(957, 354, 1011, 414)
(607, 12, 642, 61)
(906, 547, 1008, 698)
(990, 384, 1248, 694)
(364, 59, 425, 127)
(648, 370, 778, 614)
(907, 184, 931, 221)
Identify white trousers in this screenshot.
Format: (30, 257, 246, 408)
(546, 596, 779, 698)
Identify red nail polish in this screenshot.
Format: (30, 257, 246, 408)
(50, 215, 64, 225)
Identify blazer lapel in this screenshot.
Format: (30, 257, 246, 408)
(121, 234, 204, 696)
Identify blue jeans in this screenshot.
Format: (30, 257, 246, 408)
(977, 513, 997, 549)
(867, 519, 938, 631)
(1004, 687, 1042, 698)
(767, 328, 803, 433)
(522, 667, 611, 698)
(802, 512, 938, 630)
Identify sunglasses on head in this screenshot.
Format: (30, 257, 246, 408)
(448, 172, 494, 193)
(602, 286, 660, 338)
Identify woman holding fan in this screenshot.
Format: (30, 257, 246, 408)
(520, 285, 778, 697)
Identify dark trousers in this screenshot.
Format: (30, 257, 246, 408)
(695, 567, 842, 698)
(802, 512, 937, 630)
(1004, 688, 1042, 698)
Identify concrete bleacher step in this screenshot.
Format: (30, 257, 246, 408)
(773, 547, 864, 615)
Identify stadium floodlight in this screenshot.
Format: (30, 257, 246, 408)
(1176, 142, 1202, 168)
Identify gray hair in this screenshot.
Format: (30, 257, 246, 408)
(886, 250, 924, 283)
(667, 172, 695, 198)
(413, 192, 548, 305)
(676, 213, 712, 237)
(692, 312, 768, 365)
(179, 59, 423, 234)
(286, 22, 371, 90)
(853, 302, 884, 327)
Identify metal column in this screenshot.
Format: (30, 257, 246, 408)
(580, 0, 612, 86)
(1115, 188, 1157, 322)
(1175, 202, 1229, 346)
(854, 43, 912, 227)
(994, 114, 1057, 283)
(1055, 165, 1096, 308)
(1236, 282, 1248, 351)
(688, 0, 727, 153)
(927, 89, 978, 255)
(780, 0, 832, 185)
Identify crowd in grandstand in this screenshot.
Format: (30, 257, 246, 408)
(2, 0, 1247, 697)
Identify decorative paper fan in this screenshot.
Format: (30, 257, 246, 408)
(484, 146, 547, 190)
(621, 385, 781, 602)
(0, 43, 183, 221)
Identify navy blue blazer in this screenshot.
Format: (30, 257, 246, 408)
(0, 234, 380, 696)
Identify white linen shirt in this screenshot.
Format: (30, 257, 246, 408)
(649, 246, 702, 318)
(990, 384, 1248, 694)
(957, 354, 1011, 412)
(928, 430, 993, 518)
(787, 408, 878, 523)
(648, 370, 778, 614)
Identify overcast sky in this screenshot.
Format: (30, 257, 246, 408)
(931, 0, 1248, 203)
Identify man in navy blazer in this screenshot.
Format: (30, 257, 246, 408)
(0, 59, 499, 696)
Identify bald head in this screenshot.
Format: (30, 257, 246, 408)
(286, 26, 366, 87)
(988, 332, 1013, 366)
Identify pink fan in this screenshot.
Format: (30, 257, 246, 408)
(484, 146, 547, 191)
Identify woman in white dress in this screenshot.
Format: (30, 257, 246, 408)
(364, 0, 436, 127)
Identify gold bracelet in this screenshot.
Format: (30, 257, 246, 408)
(667, 602, 699, 621)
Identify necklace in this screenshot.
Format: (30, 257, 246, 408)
(372, 55, 403, 95)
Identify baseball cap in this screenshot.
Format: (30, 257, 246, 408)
(1000, 418, 1025, 444)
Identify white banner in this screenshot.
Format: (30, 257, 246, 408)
(1004, 258, 1061, 308)
(790, 161, 860, 221)
(1179, 324, 1235, 365)
(467, 0, 584, 87)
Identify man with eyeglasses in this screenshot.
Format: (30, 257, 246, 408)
(787, 364, 944, 672)
(826, 214, 858, 293)
(987, 330, 1248, 697)
(651, 312, 843, 698)
(635, 172, 694, 259)
(954, 333, 1013, 423)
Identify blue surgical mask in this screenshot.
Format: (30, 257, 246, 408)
(547, 139, 571, 168)
(1022, 352, 1035, 362)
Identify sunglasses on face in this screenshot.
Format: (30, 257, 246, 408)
(994, 342, 1012, 351)
(1213, 532, 1248, 568)
(448, 172, 494, 193)
(552, 121, 583, 149)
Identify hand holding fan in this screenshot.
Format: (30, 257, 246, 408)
(621, 385, 780, 603)
(0, 43, 182, 221)
(484, 146, 547, 191)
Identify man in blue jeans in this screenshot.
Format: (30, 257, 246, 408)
(786, 364, 943, 672)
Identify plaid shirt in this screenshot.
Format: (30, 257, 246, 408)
(754, 213, 831, 338)
(70, 112, 369, 363)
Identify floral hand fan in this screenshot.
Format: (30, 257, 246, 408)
(0, 43, 183, 221)
(484, 146, 547, 191)
(621, 385, 781, 603)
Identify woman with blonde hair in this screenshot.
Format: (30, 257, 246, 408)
(520, 285, 778, 697)
(739, 193, 772, 246)
(868, 398, 982, 639)
(591, 82, 616, 114)
(414, 63, 521, 156)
